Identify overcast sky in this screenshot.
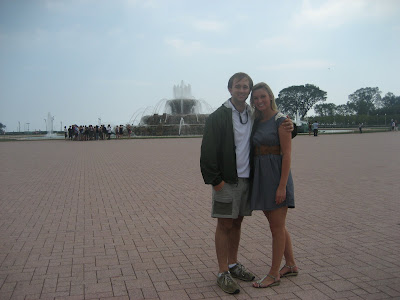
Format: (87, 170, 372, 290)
(1, 0, 399, 132)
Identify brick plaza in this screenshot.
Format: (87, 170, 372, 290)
(0, 132, 399, 300)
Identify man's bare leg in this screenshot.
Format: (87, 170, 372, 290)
(228, 216, 243, 265)
(215, 218, 234, 273)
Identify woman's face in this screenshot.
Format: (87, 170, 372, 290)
(252, 88, 271, 113)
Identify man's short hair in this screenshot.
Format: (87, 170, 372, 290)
(227, 72, 253, 90)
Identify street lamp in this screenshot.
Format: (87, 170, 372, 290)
(376, 114, 378, 125)
(385, 113, 386, 125)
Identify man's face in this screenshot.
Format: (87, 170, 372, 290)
(228, 77, 251, 104)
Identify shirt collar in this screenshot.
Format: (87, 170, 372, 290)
(228, 98, 249, 113)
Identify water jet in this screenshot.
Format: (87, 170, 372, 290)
(131, 81, 214, 136)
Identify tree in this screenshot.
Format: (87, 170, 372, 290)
(0, 122, 5, 134)
(347, 87, 381, 115)
(382, 92, 400, 110)
(335, 104, 352, 116)
(276, 84, 327, 118)
(314, 103, 336, 117)
(382, 92, 396, 107)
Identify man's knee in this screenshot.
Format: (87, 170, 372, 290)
(217, 218, 234, 231)
(217, 216, 244, 231)
(232, 216, 244, 229)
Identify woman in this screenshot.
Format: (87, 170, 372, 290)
(250, 82, 298, 288)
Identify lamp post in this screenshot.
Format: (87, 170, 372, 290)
(376, 114, 378, 125)
(385, 113, 386, 126)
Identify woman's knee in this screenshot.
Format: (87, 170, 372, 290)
(268, 216, 286, 237)
(269, 224, 285, 238)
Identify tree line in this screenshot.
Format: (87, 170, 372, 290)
(276, 85, 400, 126)
(1, 86, 399, 133)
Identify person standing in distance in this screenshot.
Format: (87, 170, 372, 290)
(312, 120, 319, 136)
(200, 72, 294, 294)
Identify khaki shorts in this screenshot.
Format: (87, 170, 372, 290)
(211, 178, 252, 219)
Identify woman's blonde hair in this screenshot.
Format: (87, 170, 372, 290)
(250, 82, 278, 120)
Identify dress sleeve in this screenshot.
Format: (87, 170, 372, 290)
(275, 112, 287, 127)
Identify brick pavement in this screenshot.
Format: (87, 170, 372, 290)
(0, 132, 399, 300)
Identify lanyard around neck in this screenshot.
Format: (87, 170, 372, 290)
(230, 100, 249, 125)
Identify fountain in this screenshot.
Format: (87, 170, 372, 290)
(45, 112, 57, 138)
(19, 112, 60, 140)
(294, 110, 309, 133)
(178, 117, 185, 136)
(131, 81, 214, 136)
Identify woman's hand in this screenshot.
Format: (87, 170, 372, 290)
(275, 185, 286, 204)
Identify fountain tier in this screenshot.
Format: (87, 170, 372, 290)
(131, 81, 213, 136)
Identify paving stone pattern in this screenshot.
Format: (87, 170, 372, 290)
(0, 132, 399, 300)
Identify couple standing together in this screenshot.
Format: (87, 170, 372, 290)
(200, 72, 298, 294)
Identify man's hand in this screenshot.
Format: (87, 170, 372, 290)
(282, 116, 294, 132)
(213, 181, 225, 192)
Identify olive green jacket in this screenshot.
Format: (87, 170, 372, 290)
(200, 100, 252, 186)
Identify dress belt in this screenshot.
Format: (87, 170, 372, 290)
(254, 145, 281, 156)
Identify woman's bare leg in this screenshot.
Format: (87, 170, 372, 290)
(280, 228, 298, 275)
(256, 206, 287, 286)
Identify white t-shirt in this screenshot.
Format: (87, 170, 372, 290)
(228, 100, 252, 178)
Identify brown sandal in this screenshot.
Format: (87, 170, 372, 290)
(279, 265, 299, 278)
(252, 274, 280, 288)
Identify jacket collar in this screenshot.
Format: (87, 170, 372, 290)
(223, 98, 251, 111)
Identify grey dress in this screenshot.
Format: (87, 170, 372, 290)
(251, 113, 295, 211)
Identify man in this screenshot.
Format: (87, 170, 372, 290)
(200, 72, 293, 294)
(107, 124, 112, 140)
(312, 120, 319, 136)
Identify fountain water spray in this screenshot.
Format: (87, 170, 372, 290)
(130, 81, 214, 136)
(45, 112, 57, 138)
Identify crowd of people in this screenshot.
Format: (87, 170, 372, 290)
(64, 124, 133, 140)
